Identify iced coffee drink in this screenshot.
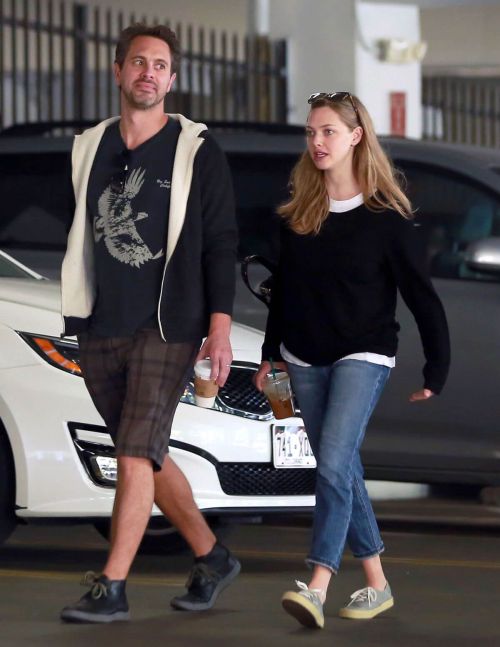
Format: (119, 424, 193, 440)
(263, 371, 294, 419)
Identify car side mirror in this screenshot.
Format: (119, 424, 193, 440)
(464, 237, 500, 275)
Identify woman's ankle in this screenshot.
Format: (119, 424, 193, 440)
(308, 582, 327, 604)
(365, 577, 387, 591)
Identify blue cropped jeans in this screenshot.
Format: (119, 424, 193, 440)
(287, 359, 391, 573)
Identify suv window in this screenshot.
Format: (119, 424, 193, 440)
(0, 151, 70, 251)
(398, 162, 500, 282)
(227, 151, 297, 262)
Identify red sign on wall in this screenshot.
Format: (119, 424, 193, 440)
(390, 92, 406, 137)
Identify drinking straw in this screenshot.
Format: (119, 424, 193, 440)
(269, 357, 277, 380)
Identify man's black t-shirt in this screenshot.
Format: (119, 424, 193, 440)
(86, 118, 181, 336)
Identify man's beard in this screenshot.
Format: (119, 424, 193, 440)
(121, 86, 166, 111)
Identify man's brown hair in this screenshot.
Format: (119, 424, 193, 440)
(115, 23, 181, 73)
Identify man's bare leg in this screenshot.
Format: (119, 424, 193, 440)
(60, 455, 154, 623)
(103, 456, 155, 580)
(153, 455, 240, 611)
(153, 455, 216, 557)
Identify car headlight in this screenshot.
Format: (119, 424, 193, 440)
(89, 454, 118, 484)
(18, 332, 82, 376)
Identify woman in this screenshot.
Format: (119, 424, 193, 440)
(254, 92, 450, 629)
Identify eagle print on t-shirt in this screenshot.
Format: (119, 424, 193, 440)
(94, 167, 164, 268)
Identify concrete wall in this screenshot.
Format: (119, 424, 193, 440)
(421, 4, 500, 69)
(80, 0, 500, 73)
(83, 0, 249, 36)
(72, 0, 424, 137)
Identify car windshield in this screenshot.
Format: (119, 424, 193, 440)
(0, 252, 38, 278)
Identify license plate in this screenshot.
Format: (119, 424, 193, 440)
(272, 425, 317, 468)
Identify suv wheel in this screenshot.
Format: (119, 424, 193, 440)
(94, 516, 229, 555)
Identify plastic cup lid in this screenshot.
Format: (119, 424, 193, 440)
(194, 359, 212, 379)
(265, 371, 288, 383)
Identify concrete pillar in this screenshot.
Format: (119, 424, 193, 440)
(266, 0, 424, 138)
(355, 2, 423, 138)
(268, 0, 356, 125)
(248, 0, 271, 36)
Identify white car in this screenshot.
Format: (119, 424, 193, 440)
(0, 249, 314, 549)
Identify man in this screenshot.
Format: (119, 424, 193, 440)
(60, 23, 239, 623)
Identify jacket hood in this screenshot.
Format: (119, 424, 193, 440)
(167, 113, 207, 138)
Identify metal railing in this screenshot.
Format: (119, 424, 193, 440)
(423, 74, 500, 148)
(0, 0, 288, 129)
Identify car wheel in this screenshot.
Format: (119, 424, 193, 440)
(94, 516, 229, 555)
(0, 425, 17, 545)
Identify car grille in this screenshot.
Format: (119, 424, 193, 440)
(216, 462, 316, 496)
(217, 364, 272, 418)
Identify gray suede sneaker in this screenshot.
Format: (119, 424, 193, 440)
(281, 580, 324, 629)
(339, 583, 394, 619)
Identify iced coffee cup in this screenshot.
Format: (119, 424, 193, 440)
(262, 371, 295, 420)
(194, 359, 219, 408)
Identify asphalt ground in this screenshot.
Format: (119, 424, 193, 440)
(4, 255, 500, 645)
(1, 503, 500, 647)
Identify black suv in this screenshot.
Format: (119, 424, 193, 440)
(2, 121, 500, 489)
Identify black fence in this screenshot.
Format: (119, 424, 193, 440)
(423, 74, 500, 148)
(0, 0, 288, 129)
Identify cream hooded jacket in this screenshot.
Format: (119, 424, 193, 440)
(61, 113, 237, 341)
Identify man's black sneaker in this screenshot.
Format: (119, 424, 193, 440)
(170, 543, 241, 611)
(60, 572, 130, 623)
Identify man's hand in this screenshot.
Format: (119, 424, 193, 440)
(409, 388, 434, 402)
(196, 313, 232, 387)
(253, 360, 287, 391)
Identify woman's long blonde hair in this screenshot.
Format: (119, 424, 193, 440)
(278, 95, 413, 235)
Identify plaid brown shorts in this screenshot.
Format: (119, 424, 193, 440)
(78, 329, 199, 470)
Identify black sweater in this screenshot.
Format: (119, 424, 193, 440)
(262, 205, 450, 394)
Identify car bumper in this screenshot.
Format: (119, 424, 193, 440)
(0, 364, 315, 518)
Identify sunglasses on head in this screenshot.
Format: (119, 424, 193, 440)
(308, 91, 360, 120)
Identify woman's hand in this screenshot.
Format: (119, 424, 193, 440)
(409, 388, 434, 402)
(253, 360, 287, 391)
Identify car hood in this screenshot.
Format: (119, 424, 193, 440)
(0, 277, 61, 311)
(0, 277, 264, 353)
